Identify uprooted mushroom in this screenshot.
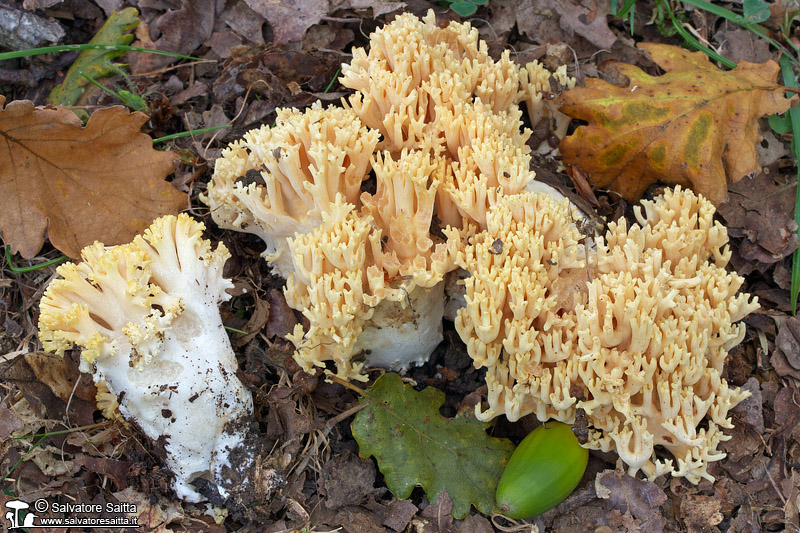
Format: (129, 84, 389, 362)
(449, 186, 758, 483)
(38, 214, 255, 502)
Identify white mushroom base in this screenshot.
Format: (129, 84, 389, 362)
(84, 302, 254, 503)
(356, 282, 445, 371)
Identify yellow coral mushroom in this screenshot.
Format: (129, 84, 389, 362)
(437, 101, 536, 229)
(204, 102, 379, 276)
(519, 61, 576, 142)
(453, 187, 758, 484)
(284, 197, 375, 382)
(363, 148, 453, 288)
(340, 10, 524, 154)
(285, 193, 451, 381)
(204, 10, 574, 381)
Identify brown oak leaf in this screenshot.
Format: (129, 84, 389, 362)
(0, 96, 184, 258)
(558, 43, 796, 205)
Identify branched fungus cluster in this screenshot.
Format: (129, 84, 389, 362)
(35, 10, 762, 509)
(449, 187, 758, 482)
(202, 11, 756, 483)
(204, 11, 568, 381)
(39, 214, 254, 501)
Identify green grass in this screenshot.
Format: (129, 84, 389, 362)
(779, 55, 800, 314)
(152, 125, 232, 144)
(4, 246, 67, 273)
(0, 43, 201, 63)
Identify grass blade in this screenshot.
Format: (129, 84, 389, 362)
(779, 54, 800, 314)
(0, 43, 202, 62)
(151, 125, 231, 144)
(4, 246, 67, 273)
(659, 0, 737, 68)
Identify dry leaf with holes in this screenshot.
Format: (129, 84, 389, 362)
(24, 351, 97, 404)
(558, 43, 797, 205)
(0, 96, 184, 258)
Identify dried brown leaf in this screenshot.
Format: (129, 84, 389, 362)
(0, 399, 23, 440)
(0, 97, 183, 258)
(515, 0, 617, 49)
(220, 2, 266, 44)
(319, 450, 382, 509)
(244, 0, 327, 44)
(680, 493, 725, 532)
(333, 506, 385, 533)
(595, 469, 667, 532)
(74, 456, 132, 490)
(548, 0, 616, 49)
(717, 172, 799, 265)
(732, 377, 765, 433)
(244, 0, 403, 44)
(714, 28, 773, 64)
(382, 499, 418, 531)
(265, 288, 298, 339)
(773, 386, 800, 441)
(233, 294, 269, 349)
(24, 351, 96, 404)
(111, 487, 185, 530)
(772, 315, 800, 380)
(130, 0, 215, 72)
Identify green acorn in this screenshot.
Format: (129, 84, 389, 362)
(496, 421, 589, 519)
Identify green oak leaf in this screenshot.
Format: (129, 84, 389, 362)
(352, 373, 514, 519)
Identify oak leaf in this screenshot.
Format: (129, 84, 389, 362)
(351, 373, 515, 519)
(558, 43, 796, 205)
(0, 96, 184, 258)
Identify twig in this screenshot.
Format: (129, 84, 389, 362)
(130, 59, 218, 77)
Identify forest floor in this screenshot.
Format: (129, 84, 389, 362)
(1, 0, 799, 531)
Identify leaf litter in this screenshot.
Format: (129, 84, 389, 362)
(1, 1, 800, 532)
(0, 96, 183, 258)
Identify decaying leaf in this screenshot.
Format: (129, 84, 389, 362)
(111, 487, 186, 530)
(558, 43, 796, 205)
(319, 450, 384, 509)
(244, 0, 326, 44)
(595, 469, 668, 532)
(513, 0, 617, 50)
(24, 351, 97, 404)
(47, 7, 139, 107)
(716, 171, 799, 265)
(772, 314, 800, 380)
(0, 96, 184, 258)
(0, 399, 24, 440)
(351, 373, 515, 519)
(133, 0, 215, 72)
(74, 456, 132, 490)
(244, 0, 404, 44)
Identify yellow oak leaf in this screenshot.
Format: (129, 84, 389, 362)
(558, 43, 796, 205)
(0, 96, 184, 258)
